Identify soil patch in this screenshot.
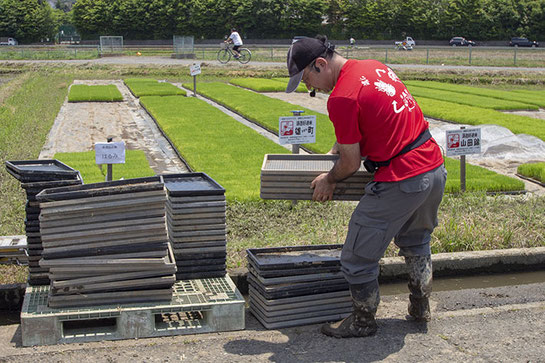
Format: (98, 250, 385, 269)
(503, 108, 545, 120)
(39, 80, 187, 176)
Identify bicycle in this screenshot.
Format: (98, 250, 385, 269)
(217, 43, 251, 64)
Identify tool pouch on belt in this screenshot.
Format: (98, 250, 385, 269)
(363, 129, 432, 173)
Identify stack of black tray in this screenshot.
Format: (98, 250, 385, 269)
(5, 160, 82, 285)
(162, 173, 227, 280)
(247, 245, 352, 329)
(36, 177, 176, 308)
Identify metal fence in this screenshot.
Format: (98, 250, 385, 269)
(1, 43, 544, 67)
(99, 36, 124, 54)
(173, 35, 194, 57)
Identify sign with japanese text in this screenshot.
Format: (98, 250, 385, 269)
(278, 116, 316, 145)
(95, 141, 126, 164)
(446, 128, 481, 156)
(190, 63, 201, 76)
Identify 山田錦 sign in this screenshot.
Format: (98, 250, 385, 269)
(446, 128, 481, 156)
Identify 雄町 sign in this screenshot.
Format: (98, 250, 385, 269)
(278, 115, 316, 145)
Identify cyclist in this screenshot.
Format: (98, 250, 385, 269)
(225, 28, 243, 58)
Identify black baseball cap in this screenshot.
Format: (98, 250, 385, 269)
(286, 37, 328, 93)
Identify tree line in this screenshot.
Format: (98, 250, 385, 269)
(1, 0, 545, 44)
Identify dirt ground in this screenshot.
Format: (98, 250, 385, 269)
(39, 80, 187, 175)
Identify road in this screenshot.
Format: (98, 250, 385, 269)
(2, 55, 545, 73)
(1, 276, 544, 362)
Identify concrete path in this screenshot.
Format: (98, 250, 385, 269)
(1, 279, 544, 362)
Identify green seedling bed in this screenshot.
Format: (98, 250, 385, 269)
(124, 78, 186, 97)
(68, 85, 123, 102)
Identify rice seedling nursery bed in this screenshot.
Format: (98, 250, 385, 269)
(444, 157, 524, 193)
(404, 81, 545, 108)
(517, 162, 545, 185)
(68, 84, 123, 102)
(183, 79, 525, 194)
(406, 84, 537, 110)
(181, 82, 336, 153)
(54, 150, 155, 183)
(229, 78, 307, 93)
(415, 97, 545, 141)
(139, 95, 287, 200)
(124, 78, 187, 97)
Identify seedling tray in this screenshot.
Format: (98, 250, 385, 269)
(21, 178, 83, 193)
(260, 154, 373, 201)
(5, 159, 80, 182)
(161, 173, 225, 197)
(246, 244, 343, 270)
(36, 177, 163, 202)
(248, 272, 348, 300)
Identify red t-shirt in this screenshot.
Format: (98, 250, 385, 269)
(327, 59, 443, 182)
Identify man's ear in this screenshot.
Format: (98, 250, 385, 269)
(315, 57, 327, 71)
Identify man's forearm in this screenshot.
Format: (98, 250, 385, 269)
(327, 158, 358, 183)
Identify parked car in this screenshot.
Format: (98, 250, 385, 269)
(449, 37, 476, 47)
(0, 37, 18, 46)
(509, 37, 539, 47)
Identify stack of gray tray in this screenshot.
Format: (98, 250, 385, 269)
(4, 160, 82, 285)
(247, 245, 352, 329)
(162, 173, 226, 280)
(36, 177, 177, 308)
(260, 154, 373, 201)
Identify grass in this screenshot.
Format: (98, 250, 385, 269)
(54, 150, 156, 184)
(139, 95, 287, 200)
(444, 157, 525, 193)
(181, 82, 336, 153)
(68, 84, 123, 102)
(405, 80, 545, 108)
(0, 265, 28, 284)
(225, 193, 545, 268)
(406, 84, 537, 110)
(0, 48, 99, 60)
(124, 78, 187, 97)
(517, 162, 545, 184)
(415, 96, 545, 141)
(0, 73, 72, 236)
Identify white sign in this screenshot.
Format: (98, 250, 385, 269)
(95, 142, 126, 164)
(190, 63, 201, 76)
(446, 128, 481, 156)
(278, 115, 316, 145)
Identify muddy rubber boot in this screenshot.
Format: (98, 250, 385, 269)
(321, 280, 379, 338)
(405, 255, 433, 322)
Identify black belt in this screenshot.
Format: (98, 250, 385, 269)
(363, 128, 432, 173)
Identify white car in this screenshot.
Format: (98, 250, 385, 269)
(0, 37, 18, 46)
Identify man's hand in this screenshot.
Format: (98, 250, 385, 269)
(311, 173, 336, 201)
(311, 142, 361, 202)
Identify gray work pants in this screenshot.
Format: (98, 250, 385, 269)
(340, 164, 447, 285)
